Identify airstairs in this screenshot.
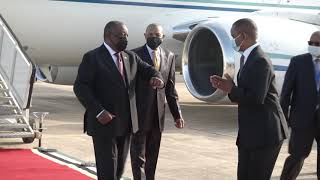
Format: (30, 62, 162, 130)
(0, 14, 39, 143)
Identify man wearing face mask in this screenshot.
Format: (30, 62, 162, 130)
(210, 18, 288, 180)
(130, 23, 184, 180)
(73, 21, 164, 180)
(280, 31, 320, 180)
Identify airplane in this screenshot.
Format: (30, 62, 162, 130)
(0, 0, 319, 103)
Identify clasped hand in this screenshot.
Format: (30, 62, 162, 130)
(209, 74, 234, 93)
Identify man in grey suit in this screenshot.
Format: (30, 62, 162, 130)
(73, 21, 164, 180)
(130, 24, 184, 180)
(210, 18, 289, 180)
(280, 31, 320, 180)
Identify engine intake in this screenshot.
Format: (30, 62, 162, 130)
(182, 21, 235, 102)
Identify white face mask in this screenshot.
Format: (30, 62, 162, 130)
(308, 45, 320, 57)
(232, 34, 244, 53)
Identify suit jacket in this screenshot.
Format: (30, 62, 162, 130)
(132, 45, 182, 132)
(73, 44, 161, 137)
(228, 46, 289, 149)
(280, 53, 319, 129)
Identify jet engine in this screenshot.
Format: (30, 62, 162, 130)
(180, 15, 318, 102)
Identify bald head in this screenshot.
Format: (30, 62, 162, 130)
(146, 24, 163, 34)
(231, 18, 258, 40)
(230, 18, 258, 52)
(310, 31, 320, 44)
(308, 31, 320, 57)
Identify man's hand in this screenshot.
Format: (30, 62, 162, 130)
(175, 118, 185, 129)
(210, 74, 234, 93)
(97, 110, 115, 125)
(150, 77, 164, 89)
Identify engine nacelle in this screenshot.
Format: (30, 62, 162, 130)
(182, 15, 318, 102)
(37, 65, 78, 85)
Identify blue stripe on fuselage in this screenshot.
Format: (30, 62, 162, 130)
(53, 0, 289, 71)
(273, 65, 287, 71)
(53, 0, 257, 12)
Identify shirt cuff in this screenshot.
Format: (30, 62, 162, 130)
(96, 110, 105, 118)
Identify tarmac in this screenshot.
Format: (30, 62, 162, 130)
(0, 74, 318, 180)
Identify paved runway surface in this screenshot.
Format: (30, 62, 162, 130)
(0, 75, 318, 180)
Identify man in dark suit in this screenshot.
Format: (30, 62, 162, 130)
(73, 21, 164, 180)
(280, 31, 320, 180)
(130, 24, 184, 180)
(210, 18, 289, 180)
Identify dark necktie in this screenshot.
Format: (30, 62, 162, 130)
(238, 55, 245, 77)
(240, 55, 245, 70)
(315, 58, 320, 91)
(115, 52, 125, 82)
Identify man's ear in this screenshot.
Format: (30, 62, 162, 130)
(105, 32, 112, 41)
(242, 33, 247, 41)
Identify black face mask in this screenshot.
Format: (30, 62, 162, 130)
(116, 37, 128, 52)
(147, 37, 162, 50)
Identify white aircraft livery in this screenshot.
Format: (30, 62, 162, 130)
(0, 0, 319, 102)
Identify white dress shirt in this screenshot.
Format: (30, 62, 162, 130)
(242, 43, 259, 66)
(104, 42, 118, 66)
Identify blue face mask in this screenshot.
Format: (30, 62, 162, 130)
(232, 34, 244, 53)
(308, 45, 320, 58)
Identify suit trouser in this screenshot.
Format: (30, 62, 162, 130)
(92, 134, 131, 180)
(280, 126, 320, 180)
(130, 129, 162, 180)
(237, 142, 283, 180)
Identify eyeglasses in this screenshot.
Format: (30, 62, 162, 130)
(308, 41, 320, 46)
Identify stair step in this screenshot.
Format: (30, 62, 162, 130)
(0, 112, 22, 116)
(0, 114, 23, 119)
(0, 96, 12, 101)
(0, 123, 29, 129)
(0, 131, 34, 138)
(0, 88, 9, 93)
(0, 107, 21, 116)
(0, 104, 18, 109)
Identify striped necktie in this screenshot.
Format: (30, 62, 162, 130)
(152, 50, 160, 71)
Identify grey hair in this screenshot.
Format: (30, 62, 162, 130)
(145, 23, 163, 33)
